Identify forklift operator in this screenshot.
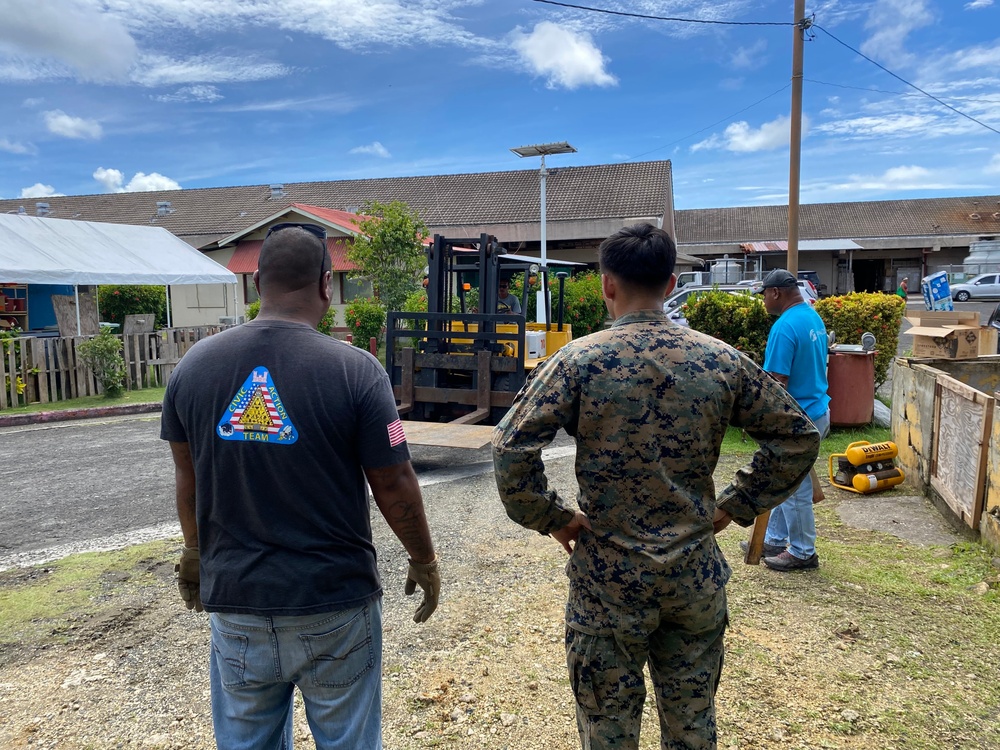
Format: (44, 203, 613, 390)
(497, 279, 522, 315)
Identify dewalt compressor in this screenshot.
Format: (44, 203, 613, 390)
(828, 441, 905, 494)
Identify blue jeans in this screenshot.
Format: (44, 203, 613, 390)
(209, 598, 383, 750)
(765, 410, 830, 560)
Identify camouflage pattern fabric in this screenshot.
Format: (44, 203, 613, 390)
(567, 584, 727, 750)
(492, 309, 820, 748)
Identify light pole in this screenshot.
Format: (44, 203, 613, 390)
(511, 141, 577, 325)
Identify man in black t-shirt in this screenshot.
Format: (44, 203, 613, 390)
(161, 222, 439, 749)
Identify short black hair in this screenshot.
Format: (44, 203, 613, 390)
(258, 227, 327, 293)
(599, 223, 676, 289)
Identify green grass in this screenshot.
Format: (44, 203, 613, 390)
(0, 540, 175, 648)
(1, 385, 165, 415)
(720, 423, 892, 456)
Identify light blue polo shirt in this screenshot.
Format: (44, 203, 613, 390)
(763, 302, 830, 421)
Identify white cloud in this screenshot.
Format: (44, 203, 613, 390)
(511, 22, 617, 90)
(93, 167, 126, 193)
(132, 54, 293, 86)
(22, 97, 44, 108)
(830, 165, 973, 191)
(0, 138, 36, 155)
(815, 113, 934, 139)
(943, 42, 1000, 73)
(214, 94, 360, 114)
(43, 110, 102, 140)
(692, 115, 804, 153)
(19, 183, 64, 199)
(0, 0, 137, 80)
(93, 167, 181, 192)
(986, 154, 1000, 175)
(350, 141, 391, 158)
(730, 40, 767, 70)
(152, 85, 223, 103)
(116, 0, 483, 50)
(860, 0, 934, 67)
(965, 0, 993, 8)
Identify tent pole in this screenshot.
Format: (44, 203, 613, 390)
(166, 286, 172, 328)
(233, 283, 238, 322)
(74, 286, 82, 335)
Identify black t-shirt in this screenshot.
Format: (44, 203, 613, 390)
(160, 319, 409, 615)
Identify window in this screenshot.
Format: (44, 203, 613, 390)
(342, 275, 373, 302)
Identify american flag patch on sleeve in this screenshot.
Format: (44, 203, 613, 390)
(387, 419, 407, 447)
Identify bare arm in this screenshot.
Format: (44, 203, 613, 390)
(169, 441, 198, 548)
(366, 461, 435, 564)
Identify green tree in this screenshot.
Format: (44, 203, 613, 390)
(347, 200, 429, 313)
(97, 285, 168, 328)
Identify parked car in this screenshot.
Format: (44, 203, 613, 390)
(663, 284, 754, 327)
(950, 273, 1000, 301)
(797, 270, 828, 297)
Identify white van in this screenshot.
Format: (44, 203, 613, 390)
(675, 271, 710, 289)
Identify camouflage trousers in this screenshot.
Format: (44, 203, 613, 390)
(565, 583, 728, 750)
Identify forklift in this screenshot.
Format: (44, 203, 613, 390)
(385, 233, 577, 432)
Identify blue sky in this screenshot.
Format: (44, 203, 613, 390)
(0, 0, 998, 210)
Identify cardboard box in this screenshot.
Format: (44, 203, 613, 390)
(921, 271, 954, 311)
(905, 311, 981, 359)
(980, 326, 999, 356)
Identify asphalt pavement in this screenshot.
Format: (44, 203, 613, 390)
(0, 412, 576, 571)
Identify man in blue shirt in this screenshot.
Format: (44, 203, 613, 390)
(759, 269, 831, 571)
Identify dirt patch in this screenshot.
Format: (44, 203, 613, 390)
(1, 457, 998, 749)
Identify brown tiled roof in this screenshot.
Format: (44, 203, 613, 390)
(0, 161, 673, 245)
(677, 195, 1000, 244)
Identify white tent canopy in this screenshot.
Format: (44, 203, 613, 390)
(0, 213, 236, 286)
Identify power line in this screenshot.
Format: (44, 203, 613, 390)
(812, 24, 1000, 137)
(532, 0, 793, 26)
(628, 84, 791, 160)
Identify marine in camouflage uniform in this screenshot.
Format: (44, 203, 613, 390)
(492, 223, 820, 750)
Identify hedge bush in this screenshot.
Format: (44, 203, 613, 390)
(244, 300, 337, 335)
(685, 291, 773, 365)
(814, 292, 905, 388)
(97, 285, 167, 328)
(345, 297, 387, 350)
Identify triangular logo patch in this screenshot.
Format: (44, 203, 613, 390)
(216, 367, 298, 444)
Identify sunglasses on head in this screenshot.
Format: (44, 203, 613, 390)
(265, 222, 329, 282)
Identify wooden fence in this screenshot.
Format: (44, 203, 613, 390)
(0, 326, 230, 410)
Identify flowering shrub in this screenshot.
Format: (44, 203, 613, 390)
(97, 285, 167, 328)
(815, 292, 905, 388)
(345, 297, 387, 350)
(685, 291, 773, 365)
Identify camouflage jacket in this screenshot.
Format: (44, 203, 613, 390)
(492, 309, 819, 603)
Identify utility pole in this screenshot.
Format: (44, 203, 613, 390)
(787, 0, 809, 275)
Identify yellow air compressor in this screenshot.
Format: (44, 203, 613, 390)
(829, 440, 906, 494)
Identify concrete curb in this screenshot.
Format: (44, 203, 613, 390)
(0, 402, 162, 428)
